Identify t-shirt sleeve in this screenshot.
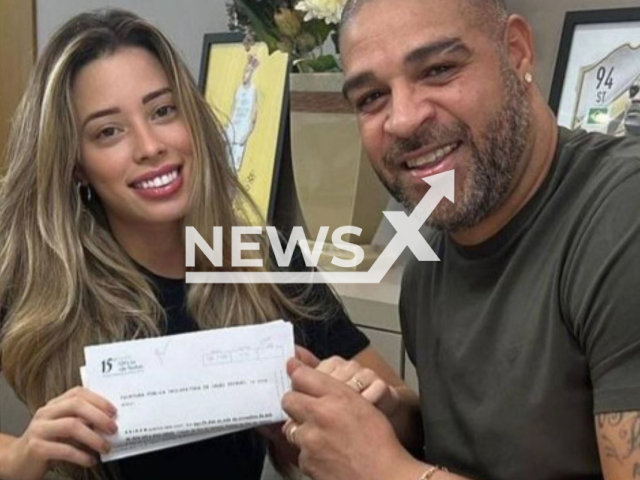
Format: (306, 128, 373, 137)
(277, 246, 369, 360)
(562, 169, 640, 414)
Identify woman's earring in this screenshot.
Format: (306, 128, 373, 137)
(77, 182, 93, 204)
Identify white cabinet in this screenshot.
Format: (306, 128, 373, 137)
(358, 327, 403, 374)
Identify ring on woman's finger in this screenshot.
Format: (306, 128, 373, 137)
(349, 377, 366, 392)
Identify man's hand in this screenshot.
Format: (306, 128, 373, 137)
(255, 347, 322, 476)
(281, 357, 424, 480)
(294, 345, 422, 452)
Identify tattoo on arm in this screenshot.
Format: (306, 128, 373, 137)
(629, 415, 640, 457)
(601, 433, 623, 464)
(607, 412, 624, 427)
(597, 412, 640, 478)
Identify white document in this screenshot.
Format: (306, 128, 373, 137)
(81, 320, 294, 461)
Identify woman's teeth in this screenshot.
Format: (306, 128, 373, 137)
(406, 142, 459, 169)
(135, 169, 179, 190)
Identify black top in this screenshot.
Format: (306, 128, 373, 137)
(401, 128, 640, 480)
(114, 259, 369, 480)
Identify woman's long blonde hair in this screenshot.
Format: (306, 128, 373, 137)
(0, 8, 311, 419)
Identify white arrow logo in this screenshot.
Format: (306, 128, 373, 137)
(186, 170, 454, 284)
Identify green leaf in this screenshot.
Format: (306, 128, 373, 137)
(295, 54, 341, 73)
(302, 18, 334, 44)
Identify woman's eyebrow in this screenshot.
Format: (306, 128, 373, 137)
(82, 107, 120, 128)
(82, 87, 173, 128)
(142, 86, 171, 104)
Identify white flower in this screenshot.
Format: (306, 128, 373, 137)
(295, 0, 348, 24)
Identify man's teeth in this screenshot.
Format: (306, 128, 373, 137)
(136, 169, 179, 190)
(406, 142, 458, 168)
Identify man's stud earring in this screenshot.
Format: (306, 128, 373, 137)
(524, 72, 533, 84)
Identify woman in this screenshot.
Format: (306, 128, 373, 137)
(0, 9, 420, 480)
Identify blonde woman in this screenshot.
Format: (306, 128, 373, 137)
(0, 8, 420, 480)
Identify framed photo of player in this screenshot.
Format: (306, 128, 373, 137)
(549, 8, 640, 138)
(199, 32, 290, 223)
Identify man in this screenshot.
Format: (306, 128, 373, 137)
(281, 0, 640, 479)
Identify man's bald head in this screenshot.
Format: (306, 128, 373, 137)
(340, 0, 509, 44)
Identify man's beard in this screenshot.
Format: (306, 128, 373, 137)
(379, 60, 531, 232)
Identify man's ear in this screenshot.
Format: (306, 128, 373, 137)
(503, 14, 535, 78)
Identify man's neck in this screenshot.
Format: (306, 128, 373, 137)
(451, 97, 559, 247)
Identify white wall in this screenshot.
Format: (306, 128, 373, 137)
(37, 0, 230, 78)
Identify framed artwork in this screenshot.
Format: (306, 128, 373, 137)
(199, 32, 290, 223)
(549, 8, 640, 138)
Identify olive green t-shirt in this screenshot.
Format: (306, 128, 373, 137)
(400, 127, 640, 480)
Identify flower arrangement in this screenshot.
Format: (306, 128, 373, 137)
(226, 0, 348, 72)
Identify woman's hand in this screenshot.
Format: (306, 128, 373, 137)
(0, 387, 117, 480)
(317, 355, 401, 416)
(296, 346, 400, 417)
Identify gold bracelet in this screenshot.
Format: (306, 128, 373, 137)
(418, 465, 449, 480)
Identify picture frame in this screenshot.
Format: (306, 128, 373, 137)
(198, 32, 291, 223)
(549, 8, 640, 138)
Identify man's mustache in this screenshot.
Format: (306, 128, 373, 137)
(384, 122, 470, 164)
